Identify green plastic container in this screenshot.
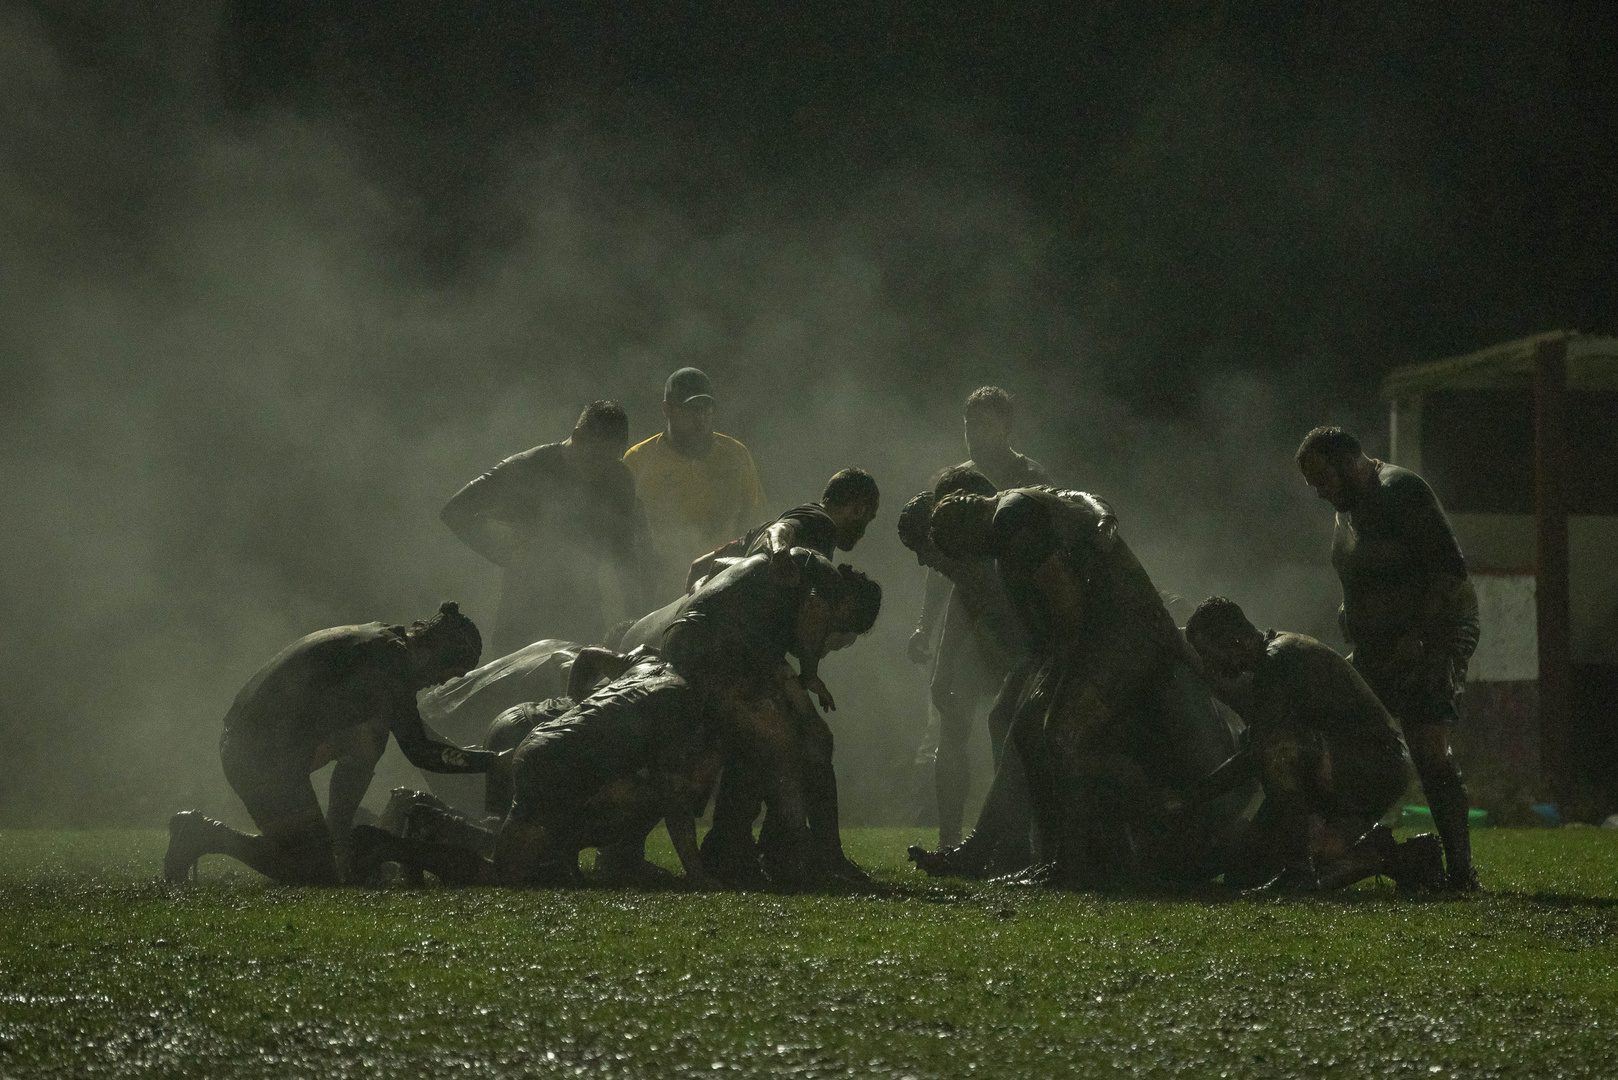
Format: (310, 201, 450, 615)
(1397, 805, 1490, 829)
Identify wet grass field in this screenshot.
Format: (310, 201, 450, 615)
(2, 828, 1617, 1078)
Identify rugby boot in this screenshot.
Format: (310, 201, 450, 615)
(1445, 864, 1482, 893)
(987, 835, 1036, 877)
(406, 800, 496, 857)
(990, 861, 1056, 888)
(378, 787, 426, 835)
(1315, 824, 1393, 891)
(1421, 764, 1480, 893)
(808, 845, 872, 886)
(163, 811, 225, 882)
(1387, 831, 1447, 893)
(906, 834, 995, 880)
(759, 841, 819, 892)
(1246, 858, 1322, 895)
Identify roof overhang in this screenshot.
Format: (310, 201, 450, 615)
(1382, 330, 1618, 400)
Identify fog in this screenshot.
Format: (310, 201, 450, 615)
(4, 1, 1522, 829)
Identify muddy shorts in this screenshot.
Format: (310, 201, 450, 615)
(219, 729, 323, 836)
(1352, 648, 1469, 727)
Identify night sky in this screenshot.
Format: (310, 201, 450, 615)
(211, 1, 1618, 401)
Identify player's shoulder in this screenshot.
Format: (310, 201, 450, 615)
(287, 623, 405, 674)
(1016, 452, 1052, 484)
(1377, 462, 1439, 505)
(797, 547, 842, 581)
(711, 431, 752, 454)
(1267, 630, 1330, 658)
(622, 433, 665, 465)
(491, 442, 566, 480)
(1267, 631, 1352, 680)
(784, 501, 834, 525)
(709, 431, 758, 466)
(512, 441, 565, 464)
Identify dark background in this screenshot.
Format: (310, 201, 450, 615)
(3, 1, 1615, 826)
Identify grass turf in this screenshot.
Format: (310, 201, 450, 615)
(3, 828, 1618, 1078)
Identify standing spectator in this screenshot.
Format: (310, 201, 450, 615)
(908, 386, 1051, 846)
(441, 401, 644, 655)
(623, 367, 766, 604)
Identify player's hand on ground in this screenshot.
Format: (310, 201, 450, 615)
(801, 674, 836, 712)
(907, 628, 934, 665)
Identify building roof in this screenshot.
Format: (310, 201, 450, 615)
(1382, 330, 1618, 400)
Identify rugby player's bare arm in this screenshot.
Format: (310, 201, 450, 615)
(440, 461, 528, 566)
(760, 518, 800, 556)
(909, 569, 950, 664)
(386, 692, 499, 774)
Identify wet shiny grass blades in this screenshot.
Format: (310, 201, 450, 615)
(3, 827, 1618, 1077)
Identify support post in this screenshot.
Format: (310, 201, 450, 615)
(1534, 335, 1572, 803)
(1389, 393, 1423, 472)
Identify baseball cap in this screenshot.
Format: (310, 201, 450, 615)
(664, 367, 715, 405)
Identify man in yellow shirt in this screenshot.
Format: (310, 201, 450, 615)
(623, 367, 766, 603)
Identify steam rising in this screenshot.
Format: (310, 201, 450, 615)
(3, 5, 1394, 827)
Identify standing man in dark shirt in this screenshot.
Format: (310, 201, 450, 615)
(909, 386, 1053, 668)
(901, 467, 1031, 852)
(909, 389, 1049, 840)
(1296, 426, 1481, 891)
(163, 602, 499, 885)
(442, 401, 645, 654)
(959, 385, 1051, 490)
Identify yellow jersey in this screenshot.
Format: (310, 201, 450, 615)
(623, 431, 766, 580)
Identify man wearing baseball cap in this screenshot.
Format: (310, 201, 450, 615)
(623, 367, 766, 604)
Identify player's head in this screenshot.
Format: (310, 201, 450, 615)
(407, 601, 483, 684)
(1185, 596, 1265, 677)
(822, 467, 881, 550)
(837, 565, 883, 635)
(572, 400, 631, 471)
(897, 491, 942, 567)
(661, 367, 716, 443)
(934, 464, 997, 500)
(929, 492, 997, 561)
(820, 565, 883, 653)
(963, 386, 1015, 457)
(1295, 425, 1364, 512)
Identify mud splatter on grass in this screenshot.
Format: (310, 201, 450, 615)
(3, 828, 1617, 1077)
